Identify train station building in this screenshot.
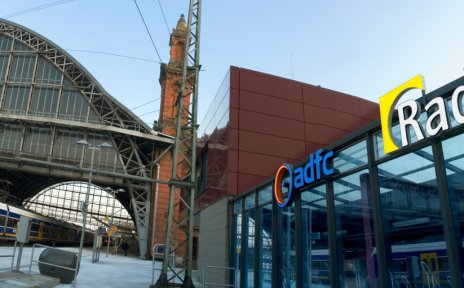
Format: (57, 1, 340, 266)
(194, 69, 464, 287)
(2, 14, 464, 288)
(0, 19, 178, 259)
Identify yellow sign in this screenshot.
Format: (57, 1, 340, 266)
(379, 74, 425, 154)
(380, 75, 464, 154)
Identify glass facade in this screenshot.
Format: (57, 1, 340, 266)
(230, 79, 464, 287)
(301, 185, 329, 287)
(334, 169, 376, 287)
(196, 70, 231, 208)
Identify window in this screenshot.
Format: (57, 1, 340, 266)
(334, 170, 376, 287)
(30, 87, 59, 117)
(9, 54, 35, 82)
(301, 185, 330, 287)
(3, 85, 30, 114)
(258, 204, 272, 288)
(334, 140, 368, 173)
(378, 147, 447, 286)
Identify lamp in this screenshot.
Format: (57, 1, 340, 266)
(75, 139, 113, 278)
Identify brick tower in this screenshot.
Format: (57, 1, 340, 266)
(158, 14, 189, 135)
(148, 15, 189, 258)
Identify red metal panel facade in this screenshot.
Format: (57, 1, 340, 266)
(196, 66, 379, 209)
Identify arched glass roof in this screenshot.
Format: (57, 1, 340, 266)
(24, 182, 134, 232)
(0, 18, 171, 257)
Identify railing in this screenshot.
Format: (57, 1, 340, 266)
(420, 261, 438, 288)
(0, 240, 17, 271)
(400, 275, 413, 288)
(349, 263, 367, 288)
(389, 270, 413, 288)
(151, 243, 176, 285)
(202, 265, 237, 288)
(447, 275, 452, 287)
(28, 243, 78, 285)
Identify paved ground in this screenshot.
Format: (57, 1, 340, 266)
(0, 245, 201, 288)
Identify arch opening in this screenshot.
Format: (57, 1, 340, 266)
(24, 181, 135, 233)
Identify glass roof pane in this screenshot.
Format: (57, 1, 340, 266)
(378, 147, 433, 178)
(334, 140, 368, 173)
(24, 182, 134, 233)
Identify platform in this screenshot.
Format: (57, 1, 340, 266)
(0, 271, 59, 288)
(0, 246, 202, 288)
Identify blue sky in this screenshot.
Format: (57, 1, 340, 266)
(2, 1, 464, 127)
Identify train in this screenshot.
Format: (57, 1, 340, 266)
(258, 241, 453, 287)
(309, 241, 452, 287)
(0, 202, 93, 246)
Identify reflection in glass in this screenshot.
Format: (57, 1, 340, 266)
(258, 185, 273, 205)
(245, 193, 255, 210)
(334, 140, 368, 173)
(280, 204, 296, 288)
(232, 214, 242, 286)
(301, 185, 330, 287)
(234, 199, 242, 215)
(442, 133, 464, 286)
(244, 210, 255, 287)
(258, 204, 272, 288)
(199, 70, 230, 138)
(334, 170, 377, 287)
(374, 131, 385, 159)
(378, 147, 447, 287)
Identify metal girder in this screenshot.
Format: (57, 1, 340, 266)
(0, 19, 169, 258)
(155, 0, 202, 287)
(0, 20, 170, 137)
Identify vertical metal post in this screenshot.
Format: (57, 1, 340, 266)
(185, 2, 201, 285)
(76, 146, 95, 280)
(107, 189, 116, 258)
(11, 240, 17, 272)
(367, 133, 389, 288)
(432, 140, 464, 288)
(326, 181, 340, 288)
(295, 195, 302, 288)
(15, 243, 24, 271)
(155, 0, 202, 287)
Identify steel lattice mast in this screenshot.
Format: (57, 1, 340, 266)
(155, 0, 201, 287)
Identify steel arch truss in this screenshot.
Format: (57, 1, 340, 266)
(0, 20, 151, 133)
(0, 19, 173, 257)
